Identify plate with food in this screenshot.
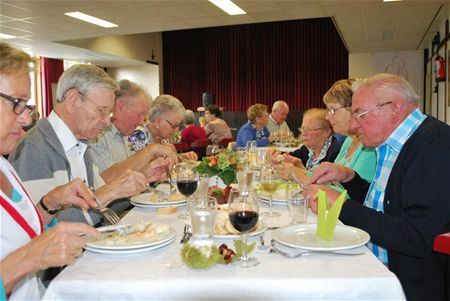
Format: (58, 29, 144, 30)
(85, 236, 175, 254)
(256, 187, 288, 204)
(213, 204, 266, 239)
(130, 191, 186, 208)
(86, 221, 176, 250)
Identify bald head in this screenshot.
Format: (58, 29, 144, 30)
(271, 100, 289, 124)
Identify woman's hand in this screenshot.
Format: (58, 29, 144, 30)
(282, 153, 300, 165)
(1, 222, 99, 294)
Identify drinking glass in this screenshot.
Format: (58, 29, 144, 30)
(176, 165, 198, 219)
(236, 147, 248, 164)
(188, 196, 217, 245)
(259, 164, 282, 217)
(246, 140, 257, 167)
(236, 165, 253, 197)
(193, 173, 209, 197)
(228, 188, 259, 267)
(286, 183, 307, 224)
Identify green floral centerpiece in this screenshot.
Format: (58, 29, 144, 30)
(194, 150, 239, 186)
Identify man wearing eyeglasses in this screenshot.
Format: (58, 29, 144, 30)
(8, 64, 173, 226)
(309, 73, 450, 301)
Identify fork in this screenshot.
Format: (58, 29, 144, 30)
(180, 224, 192, 244)
(92, 194, 120, 225)
(165, 165, 177, 194)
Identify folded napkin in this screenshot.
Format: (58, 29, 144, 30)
(316, 190, 347, 241)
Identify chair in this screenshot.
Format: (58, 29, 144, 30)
(217, 137, 235, 149)
(173, 142, 191, 153)
(190, 139, 210, 160)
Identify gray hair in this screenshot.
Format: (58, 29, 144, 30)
(272, 100, 288, 111)
(56, 64, 117, 102)
(352, 73, 419, 104)
(183, 110, 196, 125)
(148, 94, 185, 122)
(115, 79, 151, 102)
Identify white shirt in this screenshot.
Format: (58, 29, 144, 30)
(47, 111, 88, 182)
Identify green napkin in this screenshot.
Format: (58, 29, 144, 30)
(316, 189, 347, 241)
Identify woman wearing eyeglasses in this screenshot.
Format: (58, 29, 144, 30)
(127, 94, 198, 160)
(0, 43, 99, 300)
(274, 108, 341, 181)
(323, 79, 376, 183)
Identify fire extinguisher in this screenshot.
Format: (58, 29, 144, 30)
(434, 55, 446, 82)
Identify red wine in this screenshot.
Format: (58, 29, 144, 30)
(177, 180, 197, 196)
(229, 211, 258, 232)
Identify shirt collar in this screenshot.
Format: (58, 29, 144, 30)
(47, 111, 85, 153)
(381, 108, 425, 153)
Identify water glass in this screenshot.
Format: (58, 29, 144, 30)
(194, 173, 209, 197)
(188, 196, 217, 245)
(236, 166, 253, 196)
(286, 183, 308, 224)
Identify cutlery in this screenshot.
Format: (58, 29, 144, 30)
(165, 165, 177, 194)
(89, 187, 120, 225)
(258, 235, 269, 251)
(180, 224, 192, 244)
(269, 239, 364, 258)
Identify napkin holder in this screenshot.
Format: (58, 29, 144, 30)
(316, 190, 347, 241)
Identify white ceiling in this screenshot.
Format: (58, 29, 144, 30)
(0, 0, 448, 67)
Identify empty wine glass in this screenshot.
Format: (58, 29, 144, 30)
(259, 164, 282, 217)
(177, 165, 198, 219)
(228, 188, 260, 267)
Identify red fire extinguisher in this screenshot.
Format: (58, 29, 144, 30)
(434, 55, 446, 82)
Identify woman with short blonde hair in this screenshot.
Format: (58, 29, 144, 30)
(236, 103, 276, 147)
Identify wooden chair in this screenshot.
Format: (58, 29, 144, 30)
(173, 142, 191, 153)
(190, 139, 210, 160)
(217, 137, 235, 149)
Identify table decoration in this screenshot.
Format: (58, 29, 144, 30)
(317, 190, 346, 241)
(194, 150, 239, 186)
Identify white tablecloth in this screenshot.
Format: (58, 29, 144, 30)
(43, 205, 405, 300)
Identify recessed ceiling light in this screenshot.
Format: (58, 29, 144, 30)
(65, 11, 118, 28)
(208, 0, 246, 15)
(0, 33, 17, 39)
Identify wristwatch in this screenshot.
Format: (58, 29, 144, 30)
(39, 197, 60, 215)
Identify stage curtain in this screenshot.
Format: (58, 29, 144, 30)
(40, 57, 64, 116)
(163, 17, 348, 111)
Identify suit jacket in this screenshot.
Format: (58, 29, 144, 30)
(341, 116, 450, 301)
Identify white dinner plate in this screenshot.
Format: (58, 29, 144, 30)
(130, 192, 186, 207)
(214, 222, 267, 240)
(257, 190, 287, 204)
(86, 223, 176, 250)
(130, 200, 186, 208)
(85, 237, 175, 254)
(273, 224, 370, 251)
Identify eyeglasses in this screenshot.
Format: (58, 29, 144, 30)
(299, 127, 323, 133)
(0, 92, 36, 116)
(165, 119, 182, 129)
(327, 106, 350, 115)
(78, 92, 112, 118)
(352, 101, 392, 121)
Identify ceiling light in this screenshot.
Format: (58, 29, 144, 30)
(65, 12, 118, 28)
(383, 0, 403, 2)
(208, 0, 246, 15)
(0, 33, 17, 39)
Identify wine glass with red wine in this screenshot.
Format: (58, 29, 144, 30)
(228, 188, 260, 267)
(176, 165, 198, 219)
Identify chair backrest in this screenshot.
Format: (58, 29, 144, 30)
(217, 137, 235, 147)
(190, 139, 210, 160)
(434, 233, 450, 255)
(173, 142, 191, 153)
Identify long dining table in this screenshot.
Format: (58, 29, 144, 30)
(43, 193, 406, 301)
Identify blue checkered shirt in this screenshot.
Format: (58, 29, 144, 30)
(363, 108, 425, 264)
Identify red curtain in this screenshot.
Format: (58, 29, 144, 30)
(163, 17, 348, 111)
(40, 57, 64, 116)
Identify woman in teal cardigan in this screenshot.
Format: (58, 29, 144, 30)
(323, 79, 376, 182)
